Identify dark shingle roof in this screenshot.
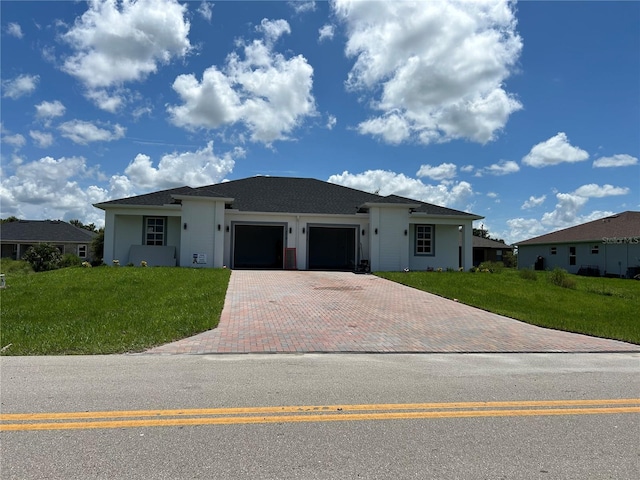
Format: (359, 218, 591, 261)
(0, 220, 97, 243)
(96, 176, 480, 218)
(473, 236, 512, 249)
(515, 211, 640, 245)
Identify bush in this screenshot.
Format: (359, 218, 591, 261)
(21, 243, 62, 272)
(0, 258, 34, 275)
(477, 261, 504, 273)
(548, 268, 577, 289)
(60, 253, 83, 268)
(519, 268, 537, 281)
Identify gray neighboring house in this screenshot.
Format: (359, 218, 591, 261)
(472, 236, 513, 266)
(95, 176, 483, 271)
(515, 211, 640, 278)
(0, 220, 97, 261)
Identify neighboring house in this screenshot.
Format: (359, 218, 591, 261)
(472, 236, 513, 266)
(0, 220, 97, 261)
(94, 176, 483, 271)
(515, 211, 640, 278)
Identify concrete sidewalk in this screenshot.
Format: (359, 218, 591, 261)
(145, 271, 639, 354)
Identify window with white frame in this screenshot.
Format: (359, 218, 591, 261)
(78, 245, 87, 258)
(550, 247, 557, 255)
(591, 245, 599, 254)
(415, 224, 434, 255)
(145, 217, 166, 246)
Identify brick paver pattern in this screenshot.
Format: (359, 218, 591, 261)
(146, 271, 639, 354)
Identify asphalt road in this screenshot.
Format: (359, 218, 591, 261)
(1, 353, 639, 479)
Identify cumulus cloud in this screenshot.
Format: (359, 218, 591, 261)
(326, 114, 337, 130)
(593, 154, 638, 168)
(29, 130, 54, 148)
(0, 155, 110, 225)
(1, 130, 26, 148)
(2, 74, 39, 99)
(198, 1, 213, 22)
(521, 195, 546, 209)
(318, 24, 335, 42)
(60, 0, 191, 108)
(477, 160, 520, 176)
(522, 132, 589, 167)
(84, 89, 125, 113)
(6, 22, 23, 39)
(507, 183, 628, 242)
(572, 184, 629, 198)
(289, 1, 316, 14)
(416, 163, 457, 181)
(332, 0, 522, 145)
(59, 120, 125, 145)
(167, 18, 315, 144)
(35, 100, 66, 120)
(328, 169, 474, 210)
(123, 141, 239, 190)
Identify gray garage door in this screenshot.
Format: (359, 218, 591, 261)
(308, 226, 356, 271)
(233, 224, 285, 269)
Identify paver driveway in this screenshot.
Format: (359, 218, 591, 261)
(146, 271, 639, 354)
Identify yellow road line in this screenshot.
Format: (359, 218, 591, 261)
(1, 407, 638, 431)
(2, 398, 639, 422)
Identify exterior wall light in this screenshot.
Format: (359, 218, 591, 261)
(302, 227, 306, 234)
(362, 229, 365, 236)
(217, 224, 221, 231)
(183, 223, 187, 230)
(404, 229, 408, 236)
(374, 228, 378, 235)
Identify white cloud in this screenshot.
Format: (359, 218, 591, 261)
(6, 22, 23, 39)
(167, 18, 315, 144)
(593, 154, 638, 168)
(289, 1, 316, 14)
(123, 141, 238, 190)
(478, 160, 520, 176)
(35, 100, 66, 119)
(61, 0, 191, 108)
(59, 120, 125, 145)
(522, 132, 589, 167)
(572, 183, 629, 198)
(84, 89, 125, 113)
(318, 24, 335, 42)
(416, 163, 457, 181)
(521, 195, 546, 209)
(460, 165, 475, 174)
(29, 130, 54, 148)
(0, 156, 109, 226)
(332, 0, 522, 145)
(507, 183, 627, 242)
(326, 114, 337, 130)
(2, 74, 39, 99)
(1, 132, 26, 148)
(487, 192, 498, 199)
(198, 1, 213, 22)
(328, 169, 474, 210)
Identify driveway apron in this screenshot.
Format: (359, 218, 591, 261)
(145, 271, 639, 354)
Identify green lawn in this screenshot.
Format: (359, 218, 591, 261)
(1, 264, 230, 355)
(377, 269, 640, 345)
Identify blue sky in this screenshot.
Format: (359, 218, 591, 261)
(1, 0, 638, 244)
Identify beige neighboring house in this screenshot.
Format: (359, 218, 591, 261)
(515, 211, 640, 278)
(0, 220, 97, 261)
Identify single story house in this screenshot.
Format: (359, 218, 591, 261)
(515, 211, 640, 278)
(94, 176, 483, 272)
(471, 236, 513, 266)
(0, 220, 97, 261)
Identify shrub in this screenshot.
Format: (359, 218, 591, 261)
(478, 261, 504, 273)
(548, 267, 577, 289)
(60, 253, 83, 268)
(519, 268, 537, 281)
(0, 258, 33, 275)
(21, 243, 62, 272)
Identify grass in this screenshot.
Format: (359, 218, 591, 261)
(376, 269, 640, 345)
(1, 262, 231, 355)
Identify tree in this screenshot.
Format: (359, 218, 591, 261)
(1, 216, 20, 223)
(22, 243, 62, 272)
(69, 219, 98, 233)
(91, 229, 104, 263)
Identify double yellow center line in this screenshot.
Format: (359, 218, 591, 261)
(2, 399, 638, 432)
